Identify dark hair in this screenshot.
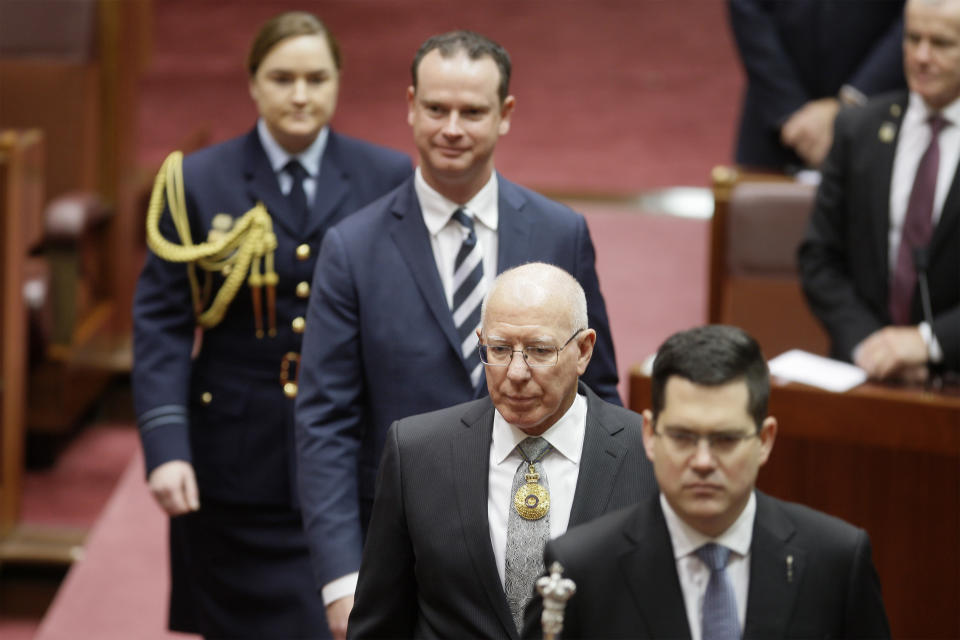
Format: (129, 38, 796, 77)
(650, 325, 769, 430)
(411, 30, 511, 103)
(247, 11, 341, 76)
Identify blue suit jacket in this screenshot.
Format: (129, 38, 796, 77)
(132, 127, 412, 507)
(295, 175, 621, 589)
(728, 0, 905, 169)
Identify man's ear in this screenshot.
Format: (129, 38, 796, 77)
(406, 86, 416, 126)
(642, 410, 657, 464)
(757, 416, 777, 467)
(498, 95, 516, 135)
(574, 329, 596, 375)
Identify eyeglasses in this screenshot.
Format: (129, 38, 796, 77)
(655, 427, 758, 455)
(478, 328, 584, 368)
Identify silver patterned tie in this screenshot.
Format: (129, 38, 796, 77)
(450, 208, 485, 388)
(504, 437, 552, 633)
(697, 543, 741, 640)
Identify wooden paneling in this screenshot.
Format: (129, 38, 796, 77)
(0, 130, 45, 536)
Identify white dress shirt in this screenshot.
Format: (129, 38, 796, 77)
(488, 393, 587, 586)
(414, 167, 499, 308)
(661, 491, 756, 640)
(256, 118, 329, 206)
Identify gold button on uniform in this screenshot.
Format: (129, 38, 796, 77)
(296, 244, 311, 260)
(201, 392, 213, 405)
(292, 316, 306, 333)
(283, 382, 298, 398)
(296, 281, 310, 298)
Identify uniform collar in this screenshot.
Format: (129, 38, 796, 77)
(256, 118, 329, 178)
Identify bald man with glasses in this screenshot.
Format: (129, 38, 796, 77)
(346, 263, 657, 640)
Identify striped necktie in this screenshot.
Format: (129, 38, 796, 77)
(450, 208, 485, 387)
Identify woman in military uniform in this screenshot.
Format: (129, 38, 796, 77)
(132, 12, 411, 638)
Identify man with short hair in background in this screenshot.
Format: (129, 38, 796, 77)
(799, 0, 960, 381)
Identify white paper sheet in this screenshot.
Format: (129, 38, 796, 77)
(767, 349, 867, 393)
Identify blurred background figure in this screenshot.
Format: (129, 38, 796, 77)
(132, 11, 410, 639)
(729, 0, 906, 171)
(798, 0, 960, 382)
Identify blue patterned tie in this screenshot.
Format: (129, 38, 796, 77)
(696, 543, 740, 640)
(450, 208, 485, 387)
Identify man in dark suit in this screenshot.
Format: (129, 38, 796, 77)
(346, 263, 656, 639)
(728, 0, 905, 170)
(132, 12, 411, 638)
(294, 31, 621, 637)
(523, 325, 890, 640)
(798, 0, 960, 381)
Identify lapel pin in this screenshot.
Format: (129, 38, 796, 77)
(878, 122, 896, 143)
(786, 555, 794, 583)
(890, 103, 902, 117)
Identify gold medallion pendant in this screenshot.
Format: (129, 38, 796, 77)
(514, 466, 550, 520)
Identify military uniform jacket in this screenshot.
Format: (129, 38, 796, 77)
(132, 127, 411, 506)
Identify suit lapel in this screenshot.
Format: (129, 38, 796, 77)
(451, 400, 517, 639)
(495, 177, 533, 273)
(868, 95, 907, 278)
(619, 498, 692, 639)
(742, 493, 804, 638)
(242, 131, 301, 238)
(303, 131, 350, 238)
(568, 384, 628, 526)
(388, 182, 464, 359)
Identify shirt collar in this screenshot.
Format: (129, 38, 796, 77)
(491, 392, 587, 466)
(415, 167, 499, 236)
(907, 91, 960, 127)
(256, 118, 329, 178)
(660, 490, 756, 560)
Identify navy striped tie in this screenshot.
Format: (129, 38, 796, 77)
(450, 208, 485, 387)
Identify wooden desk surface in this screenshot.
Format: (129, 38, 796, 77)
(628, 368, 960, 639)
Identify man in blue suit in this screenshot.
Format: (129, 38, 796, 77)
(295, 30, 620, 638)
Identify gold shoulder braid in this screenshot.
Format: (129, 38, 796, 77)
(145, 151, 279, 338)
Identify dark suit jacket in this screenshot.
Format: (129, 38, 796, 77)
(133, 127, 412, 506)
(295, 175, 622, 589)
(798, 92, 960, 372)
(347, 383, 657, 640)
(728, 0, 905, 169)
(523, 492, 890, 639)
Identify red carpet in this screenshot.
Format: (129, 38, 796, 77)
(34, 451, 196, 640)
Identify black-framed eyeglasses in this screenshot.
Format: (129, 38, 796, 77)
(655, 427, 759, 455)
(478, 328, 585, 368)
